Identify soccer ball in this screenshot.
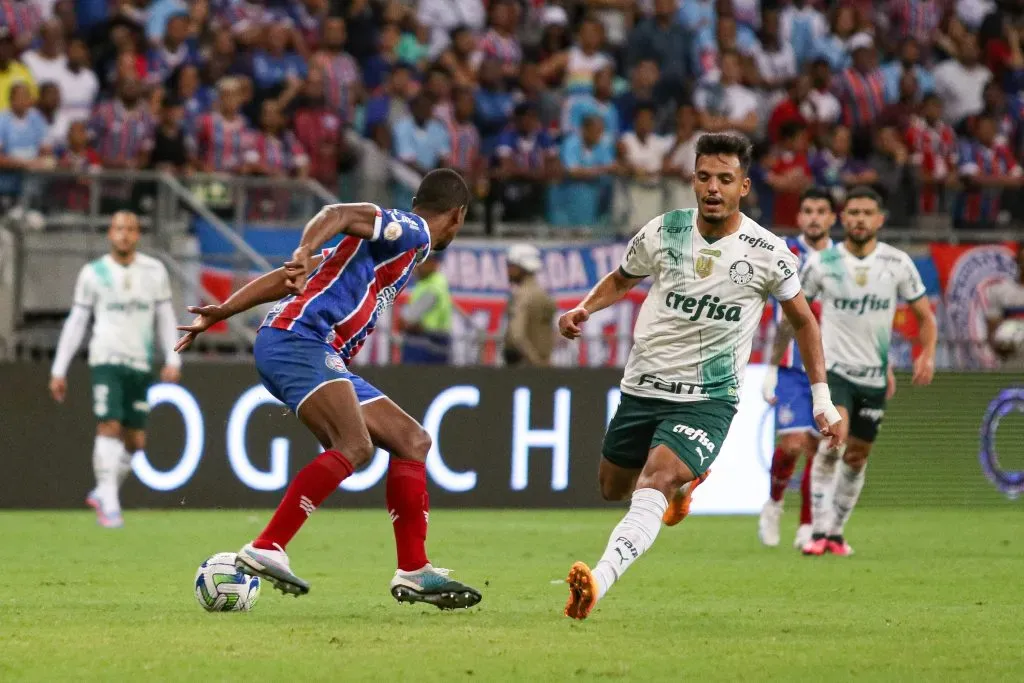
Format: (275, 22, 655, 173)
(994, 320, 1024, 351)
(194, 552, 261, 612)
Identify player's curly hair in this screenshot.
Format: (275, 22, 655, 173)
(695, 133, 753, 174)
(413, 168, 471, 214)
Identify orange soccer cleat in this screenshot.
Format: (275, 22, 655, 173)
(564, 561, 599, 620)
(662, 471, 710, 526)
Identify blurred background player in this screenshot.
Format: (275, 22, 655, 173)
(504, 243, 556, 367)
(986, 244, 1024, 370)
(49, 211, 181, 528)
(796, 187, 937, 556)
(557, 134, 844, 620)
(759, 187, 835, 549)
(175, 169, 483, 609)
(398, 253, 454, 365)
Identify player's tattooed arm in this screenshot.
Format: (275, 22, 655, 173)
(284, 203, 381, 293)
(559, 269, 642, 339)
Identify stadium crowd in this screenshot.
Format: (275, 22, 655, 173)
(2, 0, 1024, 231)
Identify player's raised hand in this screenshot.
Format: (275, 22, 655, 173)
(175, 305, 227, 352)
(284, 246, 312, 294)
(558, 307, 590, 339)
(911, 354, 935, 386)
(49, 376, 67, 403)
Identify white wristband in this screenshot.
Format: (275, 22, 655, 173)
(811, 382, 842, 426)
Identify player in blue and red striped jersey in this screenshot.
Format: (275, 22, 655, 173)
(758, 188, 835, 549)
(174, 169, 481, 610)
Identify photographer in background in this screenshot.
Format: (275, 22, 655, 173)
(504, 243, 556, 367)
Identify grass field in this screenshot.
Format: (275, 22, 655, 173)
(1, 508, 1022, 682)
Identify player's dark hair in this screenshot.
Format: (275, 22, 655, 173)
(799, 187, 836, 213)
(844, 185, 885, 210)
(694, 133, 753, 173)
(413, 168, 471, 214)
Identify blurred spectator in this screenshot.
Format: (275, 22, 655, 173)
(679, 0, 715, 34)
(448, 86, 483, 190)
(767, 74, 809, 144)
(805, 57, 842, 132)
(889, 0, 944, 48)
(780, 0, 828, 67)
(252, 21, 307, 109)
(879, 70, 920, 130)
(96, 17, 148, 94)
(531, 6, 572, 65)
(956, 0, 995, 31)
(364, 62, 414, 133)
(147, 12, 199, 89)
(552, 114, 617, 227)
(289, 0, 328, 51)
(765, 120, 812, 227)
(89, 75, 154, 170)
(588, 0, 638, 53)
(312, 16, 361, 126)
(399, 254, 453, 365)
(424, 65, 453, 124)
(694, 49, 760, 137)
(882, 37, 935, 104)
(978, 13, 1024, 84)
(615, 59, 673, 134)
(146, 0, 187, 42)
(562, 64, 618, 137)
(811, 124, 876, 205)
(906, 93, 959, 214)
(171, 63, 212, 132)
(148, 96, 192, 174)
(438, 25, 480, 88)
(504, 243, 555, 367)
(834, 34, 886, 133)
(934, 12, 969, 61)
(245, 99, 308, 178)
(934, 33, 992, 125)
(478, 0, 521, 80)
(22, 20, 68, 89)
(627, 0, 690, 90)
(0, 0, 42, 50)
(393, 94, 450, 176)
(292, 69, 349, 190)
(813, 5, 858, 71)
(619, 103, 674, 231)
(515, 61, 562, 133)
(0, 82, 51, 200)
(36, 81, 70, 146)
(492, 102, 557, 222)
(665, 104, 703, 209)
(417, 0, 485, 59)
(54, 119, 100, 211)
(540, 16, 612, 94)
(204, 29, 243, 82)
(193, 77, 251, 173)
(474, 57, 514, 156)
(398, 18, 432, 72)
(955, 112, 1022, 229)
(0, 27, 35, 111)
(694, 11, 760, 76)
(753, 8, 797, 96)
(362, 23, 401, 92)
(59, 39, 99, 124)
(871, 124, 917, 225)
(342, 0, 382, 63)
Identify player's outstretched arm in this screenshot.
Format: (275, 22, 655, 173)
(558, 268, 643, 339)
(284, 203, 381, 293)
(780, 293, 845, 447)
(909, 296, 937, 385)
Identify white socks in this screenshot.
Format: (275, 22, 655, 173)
(93, 436, 127, 515)
(591, 488, 668, 601)
(829, 461, 866, 537)
(116, 450, 135, 488)
(810, 442, 843, 536)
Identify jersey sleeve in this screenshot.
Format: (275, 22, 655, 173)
(619, 217, 661, 278)
(770, 245, 802, 302)
(897, 253, 927, 302)
(368, 206, 431, 261)
(72, 265, 96, 308)
(799, 252, 823, 301)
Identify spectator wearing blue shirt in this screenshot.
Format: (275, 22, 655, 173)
(881, 38, 936, 104)
(679, 0, 715, 35)
(627, 0, 690, 90)
(251, 22, 307, 105)
(0, 82, 51, 195)
(561, 65, 619, 137)
(363, 63, 414, 135)
(551, 114, 618, 226)
(362, 23, 402, 93)
(492, 103, 558, 221)
(812, 5, 858, 72)
(474, 57, 515, 157)
(693, 14, 760, 77)
(392, 94, 450, 176)
(146, 0, 186, 42)
(146, 13, 199, 88)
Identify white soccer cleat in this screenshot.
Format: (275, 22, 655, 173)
(390, 564, 482, 610)
(794, 524, 813, 549)
(758, 499, 783, 547)
(235, 542, 309, 596)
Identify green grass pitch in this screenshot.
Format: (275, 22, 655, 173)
(1, 508, 1021, 682)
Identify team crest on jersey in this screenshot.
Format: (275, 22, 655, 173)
(778, 404, 794, 426)
(324, 353, 347, 373)
(854, 267, 870, 286)
(383, 222, 403, 241)
(729, 260, 754, 285)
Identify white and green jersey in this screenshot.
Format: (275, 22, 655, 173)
(801, 241, 926, 389)
(72, 253, 173, 372)
(620, 209, 801, 404)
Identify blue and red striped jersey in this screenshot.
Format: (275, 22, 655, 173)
(775, 234, 831, 371)
(262, 206, 431, 361)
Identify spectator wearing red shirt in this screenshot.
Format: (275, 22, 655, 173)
(879, 70, 919, 131)
(767, 74, 810, 144)
(88, 76, 154, 170)
(765, 120, 812, 227)
(834, 33, 886, 133)
(292, 69, 348, 190)
(53, 120, 100, 212)
(906, 93, 959, 214)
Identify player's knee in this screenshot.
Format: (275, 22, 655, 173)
(96, 421, 122, 439)
(843, 446, 869, 471)
(778, 437, 803, 461)
(407, 428, 432, 462)
(335, 435, 375, 468)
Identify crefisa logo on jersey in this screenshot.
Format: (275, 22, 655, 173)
(729, 260, 754, 285)
(738, 234, 774, 251)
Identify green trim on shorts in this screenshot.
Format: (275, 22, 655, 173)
(90, 364, 154, 429)
(602, 392, 736, 476)
(827, 371, 887, 443)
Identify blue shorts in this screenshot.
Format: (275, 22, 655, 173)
(774, 367, 817, 435)
(254, 327, 384, 415)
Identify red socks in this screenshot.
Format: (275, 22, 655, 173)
(387, 458, 430, 571)
(799, 453, 814, 525)
(769, 447, 796, 502)
(253, 450, 354, 551)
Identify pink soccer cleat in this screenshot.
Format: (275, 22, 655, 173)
(802, 535, 829, 556)
(826, 536, 854, 556)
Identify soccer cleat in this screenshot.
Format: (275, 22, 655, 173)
(794, 524, 813, 549)
(235, 542, 310, 596)
(758, 498, 783, 546)
(662, 471, 710, 527)
(564, 561, 598, 621)
(86, 492, 123, 528)
(802, 535, 829, 556)
(826, 536, 855, 556)
(390, 565, 482, 610)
